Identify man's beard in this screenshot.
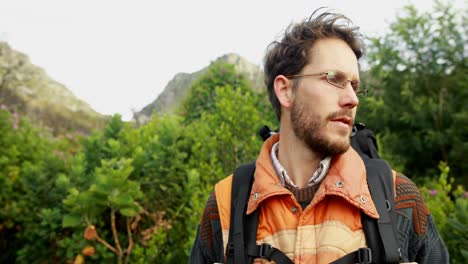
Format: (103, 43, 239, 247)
(290, 98, 353, 157)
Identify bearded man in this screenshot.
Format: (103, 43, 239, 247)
(189, 9, 448, 264)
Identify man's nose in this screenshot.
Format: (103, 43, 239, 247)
(339, 83, 359, 108)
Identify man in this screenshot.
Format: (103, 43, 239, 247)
(189, 9, 448, 264)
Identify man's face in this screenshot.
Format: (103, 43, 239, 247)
(289, 38, 360, 157)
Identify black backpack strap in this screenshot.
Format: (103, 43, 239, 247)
(330, 247, 373, 264)
(226, 163, 256, 264)
(226, 163, 293, 264)
(363, 159, 400, 263)
(245, 210, 293, 264)
(352, 123, 400, 262)
(332, 158, 400, 264)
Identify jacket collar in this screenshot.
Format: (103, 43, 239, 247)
(246, 133, 379, 219)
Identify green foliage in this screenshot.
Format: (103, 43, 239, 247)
(63, 158, 142, 226)
(192, 86, 274, 178)
(0, 108, 69, 262)
(420, 162, 455, 234)
(0, 63, 271, 261)
(83, 114, 137, 174)
(180, 61, 252, 122)
(131, 115, 191, 214)
(359, 0, 468, 183)
(420, 162, 467, 263)
(446, 197, 468, 262)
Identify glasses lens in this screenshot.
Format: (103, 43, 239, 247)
(327, 71, 364, 96)
(326, 71, 346, 88)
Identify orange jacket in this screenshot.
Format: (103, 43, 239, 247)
(190, 134, 449, 264)
(214, 133, 380, 264)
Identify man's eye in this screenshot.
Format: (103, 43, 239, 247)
(334, 73, 346, 82)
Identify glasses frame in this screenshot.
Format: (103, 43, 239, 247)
(285, 71, 368, 97)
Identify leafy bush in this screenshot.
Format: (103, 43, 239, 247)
(0, 107, 92, 262)
(360, 1, 468, 183)
(420, 162, 467, 263)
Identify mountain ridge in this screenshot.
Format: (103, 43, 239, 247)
(0, 42, 109, 134)
(0, 42, 265, 130)
(133, 53, 264, 124)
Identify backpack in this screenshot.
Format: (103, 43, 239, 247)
(225, 123, 401, 264)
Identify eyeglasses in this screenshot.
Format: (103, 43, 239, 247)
(286, 70, 368, 97)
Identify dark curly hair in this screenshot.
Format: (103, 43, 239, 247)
(263, 8, 365, 121)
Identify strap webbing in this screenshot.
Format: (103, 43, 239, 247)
(247, 243, 294, 264)
(226, 163, 256, 264)
(227, 163, 293, 264)
(245, 203, 293, 264)
(330, 247, 372, 264)
(364, 159, 400, 263)
(331, 158, 400, 263)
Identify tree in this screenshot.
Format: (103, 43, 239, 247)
(180, 61, 252, 122)
(359, 0, 468, 183)
(0, 108, 69, 262)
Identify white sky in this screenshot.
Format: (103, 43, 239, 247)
(1, 0, 465, 120)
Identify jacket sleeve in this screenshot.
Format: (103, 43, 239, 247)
(189, 191, 225, 264)
(414, 214, 450, 264)
(394, 173, 449, 264)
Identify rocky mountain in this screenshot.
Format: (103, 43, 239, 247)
(0, 42, 109, 134)
(133, 53, 264, 124)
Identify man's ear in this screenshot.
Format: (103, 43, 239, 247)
(274, 75, 294, 109)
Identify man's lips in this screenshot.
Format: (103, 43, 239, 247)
(330, 116, 352, 126)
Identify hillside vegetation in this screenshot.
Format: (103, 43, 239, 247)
(0, 42, 108, 134)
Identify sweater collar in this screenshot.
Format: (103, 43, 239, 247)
(271, 141, 331, 188)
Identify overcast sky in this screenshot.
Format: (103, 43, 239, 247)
(1, 0, 465, 120)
